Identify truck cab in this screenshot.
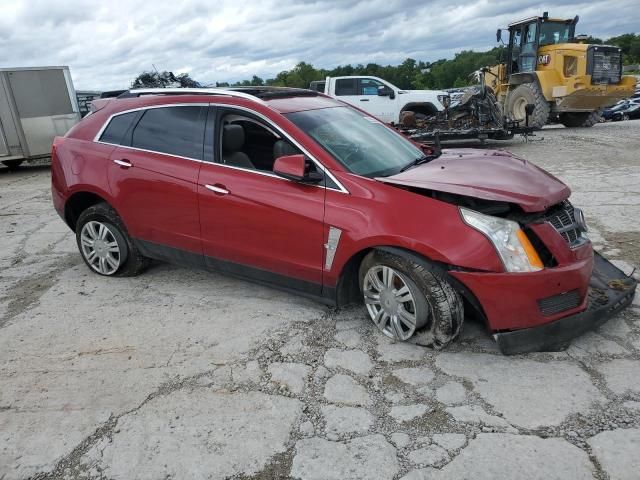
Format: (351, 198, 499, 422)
(320, 76, 447, 124)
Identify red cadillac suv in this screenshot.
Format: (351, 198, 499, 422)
(51, 87, 636, 354)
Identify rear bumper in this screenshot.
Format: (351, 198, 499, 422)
(494, 252, 636, 354)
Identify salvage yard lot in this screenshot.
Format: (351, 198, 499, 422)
(1, 121, 639, 479)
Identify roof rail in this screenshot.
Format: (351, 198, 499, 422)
(123, 88, 266, 104)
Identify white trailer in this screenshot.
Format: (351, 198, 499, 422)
(0, 66, 80, 168)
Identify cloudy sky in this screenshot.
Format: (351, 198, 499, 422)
(0, 0, 638, 90)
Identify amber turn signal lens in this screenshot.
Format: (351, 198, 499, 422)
(516, 230, 544, 270)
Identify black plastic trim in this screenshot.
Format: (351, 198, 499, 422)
(134, 239, 336, 306)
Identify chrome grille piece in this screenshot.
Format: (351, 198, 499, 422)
(545, 201, 585, 248)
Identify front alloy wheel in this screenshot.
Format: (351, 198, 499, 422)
(80, 220, 122, 275)
(359, 250, 464, 349)
(363, 265, 427, 341)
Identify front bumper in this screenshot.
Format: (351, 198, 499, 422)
(493, 252, 636, 355)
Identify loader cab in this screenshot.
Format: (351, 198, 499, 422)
(503, 14, 577, 76)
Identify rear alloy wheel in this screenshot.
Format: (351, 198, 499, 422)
(559, 109, 602, 128)
(75, 202, 149, 276)
(79, 221, 122, 275)
(359, 250, 464, 349)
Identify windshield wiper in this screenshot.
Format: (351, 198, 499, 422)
(400, 155, 432, 172)
(399, 135, 442, 173)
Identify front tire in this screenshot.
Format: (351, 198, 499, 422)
(75, 202, 148, 277)
(559, 110, 602, 128)
(506, 82, 550, 128)
(359, 250, 464, 349)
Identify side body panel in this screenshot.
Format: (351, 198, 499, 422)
(198, 163, 326, 292)
(107, 147, 202, 256)
(321, 171, 505, 290)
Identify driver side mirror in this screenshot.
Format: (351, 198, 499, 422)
(273, 154, 323, 184)
(496, 28, 502, 43)
(377, 86, 396, 100)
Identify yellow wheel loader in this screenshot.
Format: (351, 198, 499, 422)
(486, 12, 636, 128)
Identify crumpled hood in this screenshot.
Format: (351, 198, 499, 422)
(376, 149, 570, 212)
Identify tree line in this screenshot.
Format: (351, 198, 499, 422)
(132, 33, 639, 91)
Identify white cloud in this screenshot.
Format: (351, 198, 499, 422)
(0, 0, 637, 90)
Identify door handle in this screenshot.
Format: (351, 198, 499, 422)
(113, 159, 132, 168)
(204, 184, 229, 195)
(359, 99, 370, 102)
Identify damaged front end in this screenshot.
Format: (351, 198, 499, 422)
(376, 152, 637, 353)
(441, 194, 636, 354)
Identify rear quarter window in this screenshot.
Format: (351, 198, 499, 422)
(99, 111, 138, 145)
(131, 106, 206, 160)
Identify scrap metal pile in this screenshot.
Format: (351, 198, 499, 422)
(398, 85, 515, 141)
(396, 65, 542, 143)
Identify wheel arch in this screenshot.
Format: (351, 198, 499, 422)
(334, 245, 488, 325)
(399, 102, 439, 117)
(508, 72, 538, 87)
(64, 189, 111, 231)
(510, 71, 561, 102)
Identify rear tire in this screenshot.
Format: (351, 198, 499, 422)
(75, 202, 149, 277)
(2, 160, 24, 170)
(506, 82, 550, 128)
(559, 110, 602, 128)
(359, 250, 464, 349)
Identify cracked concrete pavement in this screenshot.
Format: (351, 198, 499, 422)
(1, 121, 639, 479)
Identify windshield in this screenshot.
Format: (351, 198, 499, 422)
(538, 22, 572, 46)
(285, 106, 424, 177)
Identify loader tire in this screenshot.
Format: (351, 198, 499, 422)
(559, 109, 602, 128)
(506, 82, 550, 129)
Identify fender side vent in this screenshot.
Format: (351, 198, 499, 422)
(537, 289, 581, 316)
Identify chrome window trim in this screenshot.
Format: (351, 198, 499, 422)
(92, 102, 349, 194)
(92, 103, 210, 144)
(95, 142, 204, 164)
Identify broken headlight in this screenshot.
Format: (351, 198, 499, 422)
(460, 208, 543, 273)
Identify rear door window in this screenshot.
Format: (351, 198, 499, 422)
(130, 106, 206, 159)
(335, 79, 358, 96)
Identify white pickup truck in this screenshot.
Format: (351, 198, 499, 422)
(310, 76, 449, 124)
